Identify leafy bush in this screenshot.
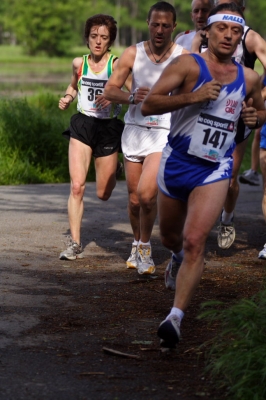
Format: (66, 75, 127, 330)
(199, 291, 266, 400)
(0, 94, 71, 184)
(0, 94, 125, 185)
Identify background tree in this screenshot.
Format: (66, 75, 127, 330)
(0, 0, 265, 56)
(4, 0, 81, 56)
(245, 2, 266, 39)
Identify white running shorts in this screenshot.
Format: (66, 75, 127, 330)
(122, 124, 169, 162)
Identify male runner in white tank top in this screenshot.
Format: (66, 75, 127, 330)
(104, 2, 188, 275)
(174, 0, 213, 50)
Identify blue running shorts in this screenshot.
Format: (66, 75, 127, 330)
(260, 123, 266, 150)
(157, 144, 233, 202)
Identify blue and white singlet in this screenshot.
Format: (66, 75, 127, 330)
(158, 54, 247, 201)
(168, 54, 246, 162)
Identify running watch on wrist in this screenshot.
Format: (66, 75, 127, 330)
(128, 93, 135, 104)
(251, 116, 260, 129)
(255, 116, 260, 129)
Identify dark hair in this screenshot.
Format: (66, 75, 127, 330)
(208, 2, 245, 20)
(191, 0, 214, 9)
(147, 1, 176, 23)
(84, 14, 117, 49)
(214, 0, 245, 7)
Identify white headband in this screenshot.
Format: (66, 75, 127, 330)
(206, 14, 245, 28)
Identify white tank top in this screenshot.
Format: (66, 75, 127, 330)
(77, 53, 121, 118)
(175, 31, 196, 51)
(124, 42, 183, 129)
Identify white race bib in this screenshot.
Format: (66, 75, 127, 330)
(188, 112, 235, 162)
(80, 77, 112, 117)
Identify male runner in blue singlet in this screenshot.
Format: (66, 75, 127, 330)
(141, 3, 266, 348)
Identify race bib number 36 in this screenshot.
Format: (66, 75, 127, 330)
(81, 77, 111, 114)
(187, 113, 235, 162)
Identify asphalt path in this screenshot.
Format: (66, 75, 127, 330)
(0, 179, 264, 399)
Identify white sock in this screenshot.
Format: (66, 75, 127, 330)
(222, 210, 234, 225)
(132, 239, 139, 246)
(168, 307, 184, 322)
(139, 240, 151, 246)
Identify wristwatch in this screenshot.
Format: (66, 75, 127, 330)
(251, 116, 260, 129)
(128, 93, 135, 104)
(254, 116, 260, 129)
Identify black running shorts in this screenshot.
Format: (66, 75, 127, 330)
(62, 112, 124, 157)
(234, 117, 252, 145)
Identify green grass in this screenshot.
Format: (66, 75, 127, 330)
(240, 130, 255, 174)
(0, 44, 260, 182)
(0, 95, 70, 184)
(254, 59, 264, 76)
(0, 45, 125, 74)
(0, 94, 126, 185)
(0, 45, 127, 184)
(0, 45, 126, 97)
(199, 290, 266, 400)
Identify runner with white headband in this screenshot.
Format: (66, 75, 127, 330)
(141, 1, 266, 349)
(206, 13, 245, 27)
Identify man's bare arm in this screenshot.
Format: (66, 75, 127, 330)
(104, 46, 137, 104)
(141, 55, 221, 116)
(190, 30, 206, 53)
(246, 30, 266, 72)
(241, 68, 266, 128)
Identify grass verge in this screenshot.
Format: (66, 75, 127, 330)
(198, 290, 266, 400)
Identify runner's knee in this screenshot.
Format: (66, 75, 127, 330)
(128, 197, 140, 216)
(97, 188, 112, 201)
(183, 232, 206, 260)
(71, 181, 85, 198)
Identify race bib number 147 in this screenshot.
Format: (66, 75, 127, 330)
(187, 113, 235, 162)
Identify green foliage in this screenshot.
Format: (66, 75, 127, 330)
(240, 130, 255, 174)
(0, 93, 126, 184)
(3, 0, 80, 56)
(0, 0, 209, 54)
(1, 0, 266, 56)
(246, 2, 266, 39)
(198, 290, 266, 400)
(0, 94, 71, 184)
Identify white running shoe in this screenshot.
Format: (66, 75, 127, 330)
(217, 219, 235, 249)
(126, 244, 138, 269)
(137, 244, 155, 275)
(258, 244, 266, 259)
(59, 236, 84, 260)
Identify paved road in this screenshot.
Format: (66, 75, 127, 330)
(0, 180, 264, 399)
(0, 182, 134, 338)
(0, 179, 264, 334)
